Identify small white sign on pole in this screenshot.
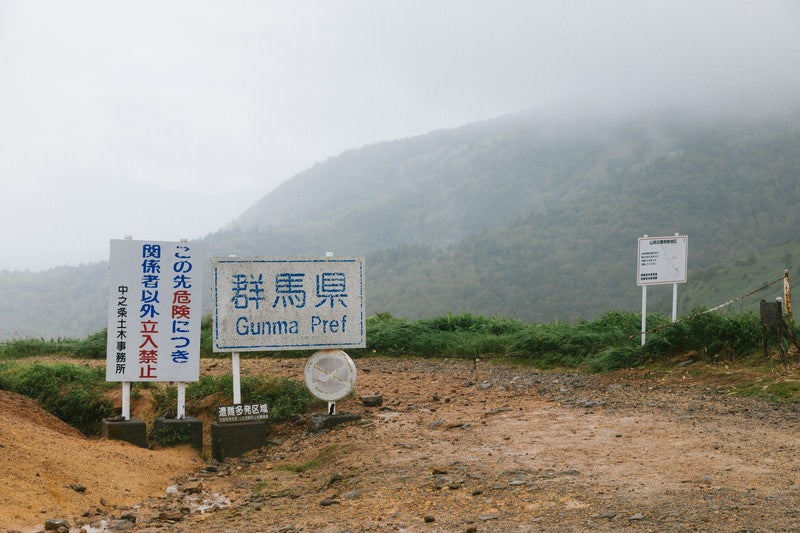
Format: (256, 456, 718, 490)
(211, 256, 366, 352)
(637, 235, 688, 286)
(106, 239, 203, 382)
(637, 234, 688, 345)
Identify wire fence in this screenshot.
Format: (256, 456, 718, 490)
(636, 273, 788, 339)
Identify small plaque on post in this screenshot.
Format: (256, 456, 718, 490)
(216, 403, 270, 424)
(760, 300, 783, 327)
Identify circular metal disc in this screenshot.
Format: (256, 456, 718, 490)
(304, 350, 357, 402)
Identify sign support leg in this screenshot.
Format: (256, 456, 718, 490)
(641, 285, 647, 346)
(232, 352, 241, 404)
(672, 283, 678, 323)
(122, 382, 131, 420)
(177, 382, 186, 419)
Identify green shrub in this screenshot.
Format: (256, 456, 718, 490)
(365, 312, 520, 358)
(151, 384, 179, 416)
(242, 375, 321, 421)
(199, 314, 216, 358)
(71, 329, 108, 359)
(0, 338, 79, 358)
(186, 374, 319, 421)
(505, 311, 645, 365)
(0, 363, 113, 434)
(585, 346, 645, 372)
(0, 309, 782, 393)
(0, 330, 107, 359)
(643, 310, 763, 360)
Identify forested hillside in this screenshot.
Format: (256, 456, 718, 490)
(2, 108, 799, 338)
(212, 108, 800, 322)
(0, 263, 107, 338)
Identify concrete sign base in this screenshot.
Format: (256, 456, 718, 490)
(310, 412, 361, 433)
(211, 420, 268, 461)
(102, 418, 148, 448)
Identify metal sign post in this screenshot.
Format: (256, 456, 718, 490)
(672, 283, 678, 323)
(222, 255, 243, 405)
(177, 382, 186, 419)
(641, 285, 647, 346)
(232, 351, 242, 404)
(121, 382, 131, 420)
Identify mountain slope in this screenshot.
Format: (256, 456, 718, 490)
(2, 107, 800, 338)
(366, 111, 800, 321)
(0, 263, 107, 339)
(229, 111, 694, 252)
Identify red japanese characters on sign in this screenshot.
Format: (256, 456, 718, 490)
(106, 239, 203, 382)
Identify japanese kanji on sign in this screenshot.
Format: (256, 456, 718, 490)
(106, 239, 203, 382)
(211, 256, 366, 352)
(636, 235, 688, 286)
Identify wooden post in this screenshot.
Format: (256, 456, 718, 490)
(784, 269, 792, 323)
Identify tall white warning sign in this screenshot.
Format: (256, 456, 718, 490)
(106, 239, 203, 382)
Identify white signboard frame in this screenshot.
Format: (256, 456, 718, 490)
(106, 239, 203, 382)
(637, 235, 688, 286)
(212, 256, 365, 352)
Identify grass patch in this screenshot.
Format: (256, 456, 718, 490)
(364, 312, 523, 358)
(731, 379, 800, 402)
(0, 361, 317, 434)
(2, 310, 798, 432)
(5, 309, 791, 372)
(0, 362, 114, 434)
(0, 330, 108, 359)
(275, 445, 345, 473)
(185, 374, 320, 422)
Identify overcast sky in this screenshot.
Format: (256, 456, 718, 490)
(2, 1, 799, 271)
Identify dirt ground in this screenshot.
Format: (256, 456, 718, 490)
(4, 355, 800, 532)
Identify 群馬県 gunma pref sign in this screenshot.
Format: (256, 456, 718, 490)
(106, 239, 203, 382)
(211, 256, 365, 352)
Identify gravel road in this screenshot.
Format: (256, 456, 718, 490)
(80, 356, 800, 533)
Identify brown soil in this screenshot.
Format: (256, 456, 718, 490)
(4, 355, 800, 532)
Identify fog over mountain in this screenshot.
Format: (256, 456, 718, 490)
(2, 105, 799, 339)
(2, 1, 800, 272)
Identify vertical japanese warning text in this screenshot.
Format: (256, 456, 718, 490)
(106, 239, 203, 382)
(212, 257, 365, 351)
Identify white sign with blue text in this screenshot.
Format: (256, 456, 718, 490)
(106, 239, 203, 382)
(211, 257, 365, 352)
